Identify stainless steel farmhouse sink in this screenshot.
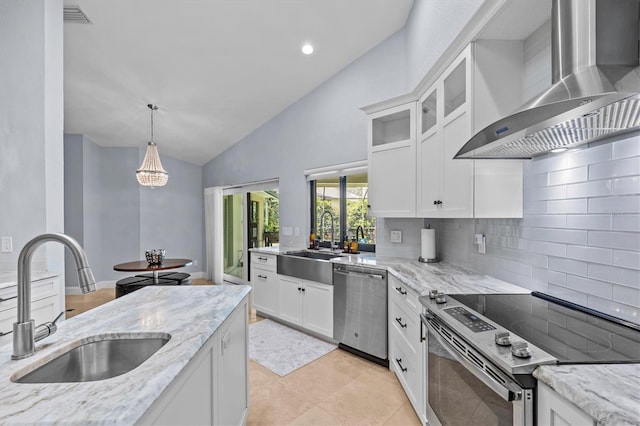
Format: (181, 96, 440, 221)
(277, 251, 343, 284)
(12, 333, 171, 384)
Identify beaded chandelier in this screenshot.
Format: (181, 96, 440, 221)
(136, 104, 168, 188)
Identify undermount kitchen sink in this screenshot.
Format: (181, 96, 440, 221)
(12, 333, 171, 384)
(277, 250, 343, 284)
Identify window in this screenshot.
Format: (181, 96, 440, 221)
(310, 172, 375, 251)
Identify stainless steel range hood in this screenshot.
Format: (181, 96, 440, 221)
(455, 0, 640, 159)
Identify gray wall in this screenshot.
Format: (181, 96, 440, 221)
(203, 0, 481, 249)
(64, 135, 203, 287)
(0, 0, 64, 274)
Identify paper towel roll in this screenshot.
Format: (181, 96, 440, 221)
(421, 229, 436, 260)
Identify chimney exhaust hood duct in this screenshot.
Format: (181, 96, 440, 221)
(455, 0, 640, 159)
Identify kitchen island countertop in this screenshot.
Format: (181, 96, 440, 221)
(0, 284, 250, 425)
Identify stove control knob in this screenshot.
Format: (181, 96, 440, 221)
(435, 293, 447, 304)
(494, 331, 511, 346)
(511, 341, 531, 358)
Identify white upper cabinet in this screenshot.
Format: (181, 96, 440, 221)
(367, 38, 526, 219)
(417, 46, 474, 218)
(368, 103, 417, 217)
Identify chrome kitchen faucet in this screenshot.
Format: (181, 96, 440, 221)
(12, 233, 96, 360)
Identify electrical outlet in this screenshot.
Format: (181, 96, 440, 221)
(474, 234, 486, 254)
(1, 236, 12, 253)
(390, 230, 402, 243)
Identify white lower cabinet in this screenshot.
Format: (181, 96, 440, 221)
(388, 275, 425, 424)
(250, 253, 277, 315)
(277, 275, 333, 338)
(140, 296, 248, 425)
(537, 381, 595, 426)
(0, 276, 63, 338)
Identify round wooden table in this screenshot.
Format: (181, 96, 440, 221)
(113, 258, 193, 283)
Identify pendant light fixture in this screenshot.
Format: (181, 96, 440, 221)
(136, 104, 169, 188)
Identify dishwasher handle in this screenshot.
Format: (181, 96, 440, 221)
(333, 268, 385, 280)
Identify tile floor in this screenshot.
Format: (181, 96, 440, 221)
(65, 283, 421, 426)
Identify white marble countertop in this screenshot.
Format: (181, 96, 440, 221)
(0, 271, 59, 290)
(534, 364, 640, 426)
(0, 284, 251, 425)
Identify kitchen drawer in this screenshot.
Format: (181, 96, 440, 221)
(389, 275, 420, 313)
(0, 278, 59, 313)
(0, 294, 61, 337)
(250, 252, 276, 271)
(389, 329, 423, 414)
(389, 294, 421, 356)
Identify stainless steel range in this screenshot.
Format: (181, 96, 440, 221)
(419, 292, 640, 426)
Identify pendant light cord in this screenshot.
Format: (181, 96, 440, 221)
(148, 104, 158, 143)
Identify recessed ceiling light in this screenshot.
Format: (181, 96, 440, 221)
(550, 147, 567, 153)
(301, 44, 314, 55)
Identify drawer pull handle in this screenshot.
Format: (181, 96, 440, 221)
(0, 295, 17, 302)
(395, 358, 408, 373)
(395, 287, 407, 295)
(395, 317, 407, 328)
(257, 275, 267, 279)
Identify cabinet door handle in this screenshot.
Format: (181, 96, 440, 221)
(395, 287, 407, 295)
(257, 274, 267, 279)
(395, 358, 408, 373)
(0, 295, 17, 302)
(395, 317, 407, 328)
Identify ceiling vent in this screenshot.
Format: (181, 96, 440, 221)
(64, 6, 92, 24)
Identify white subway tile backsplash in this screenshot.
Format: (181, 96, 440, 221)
(612, 135, 640, 159)
(566, 180, 612, 198)
(587, 295, 639, 325)
(589, 157, 640, 180)
(522, 214, 567, 229)
(613, 214, 640, 232)
(588, 263, 640, 289)
(413, 138, 639, 323)
(566, 245, 613, 264)
(613, 250, 640, 270)
(612, 285, 640, 307)
(566, 143, 612, 168)
(565, 275, 612, 299)
(588, 231, 640, 251)
(589, 196, 640, 215)
(548, 166, 588, 186)
(548, 284, 588, 306)
(525, 185, 567, 201)
(566, 214, 613, 230)
(613, 177, 640, 195)
(548, 257, 588, 276)
(546, 199, 588, 214)
(530, 240, 566, 257)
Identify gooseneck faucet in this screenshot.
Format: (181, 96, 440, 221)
(319, 210, 337, 249)
(12, 233, 96, 360)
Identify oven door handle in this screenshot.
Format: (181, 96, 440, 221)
(422, 313, 520, 403)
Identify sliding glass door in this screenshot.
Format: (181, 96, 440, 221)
(222, 182, 279, 284)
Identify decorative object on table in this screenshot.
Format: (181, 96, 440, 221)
(145, 249, 166, 265)
(419, 224, 438, 263)
(136, 104, 169, 188)
(249, 319, 336, 376)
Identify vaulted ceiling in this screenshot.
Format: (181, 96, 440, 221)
(63, 0, 414, 165)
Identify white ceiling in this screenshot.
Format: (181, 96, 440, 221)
(63, 0, 414, 165)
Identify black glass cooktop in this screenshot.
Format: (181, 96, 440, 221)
(450, 292, 640, 364)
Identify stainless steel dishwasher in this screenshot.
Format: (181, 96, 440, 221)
(333, 264, 388, 365)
